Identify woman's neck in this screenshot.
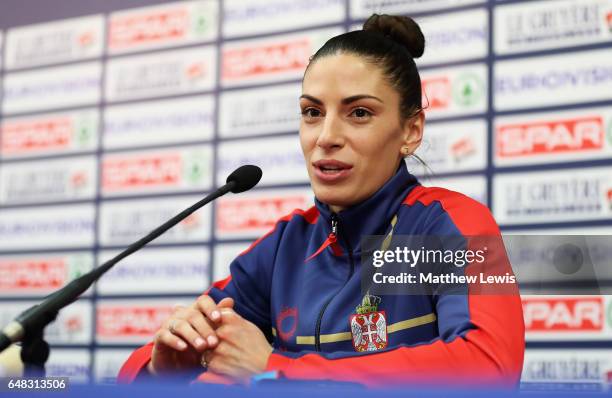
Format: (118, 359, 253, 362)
(329, 204, 345, 214)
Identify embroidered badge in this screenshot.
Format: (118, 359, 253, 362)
(350, 294, 387, 352)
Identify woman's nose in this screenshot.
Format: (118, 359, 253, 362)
(316, 114, 344, 150)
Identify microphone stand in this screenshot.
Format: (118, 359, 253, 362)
(1, 182, 236, 376)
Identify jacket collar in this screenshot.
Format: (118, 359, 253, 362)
(314, 160, 419, 254)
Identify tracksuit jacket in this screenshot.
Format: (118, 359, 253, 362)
(118, 161, 525, 387)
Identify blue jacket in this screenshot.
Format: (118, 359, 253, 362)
(120, 162, 525, 387)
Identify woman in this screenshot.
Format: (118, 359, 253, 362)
(118, 14, 525, 387)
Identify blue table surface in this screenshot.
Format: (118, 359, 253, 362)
(3, 381, 612, 398)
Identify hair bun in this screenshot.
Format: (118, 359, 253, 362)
(362, 14, 425, 58)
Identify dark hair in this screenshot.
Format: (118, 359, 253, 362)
(307, 14, 425, 122)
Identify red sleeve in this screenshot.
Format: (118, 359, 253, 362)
(115, 277, 233, 384)
(117, 342, 154, 383)
(265, 187, 525, 388)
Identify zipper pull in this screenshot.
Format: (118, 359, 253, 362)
(330, 214, 338, 239)
(304, 213, 344, 262)
(327, 213, 343, 256)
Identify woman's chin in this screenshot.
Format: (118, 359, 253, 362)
(312, 188, 353, 209)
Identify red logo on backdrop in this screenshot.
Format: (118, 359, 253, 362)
(0, 259, 66, 291)
(186, 63, 206, 80)
(496, 116, 604, 157)
(71, 171, 88, 189)
(179, 214, 201, 230)
(217, 196, 308, 232)
(65, 315, 83, 334)
(78, 31, 95, 48)
(102, 154, 182, 191)
(350, 311, 388, 352)
(1, 118, 72, 154)
(222, 39, 311, 80)
(109, 9, 188, 49)
(422, 77, 451, 110)
(451, 137, 476, 162)
(522, 297, 604, 332)
(97, 306, 174, 337)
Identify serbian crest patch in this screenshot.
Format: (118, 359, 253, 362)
(350, 294, 387, 352)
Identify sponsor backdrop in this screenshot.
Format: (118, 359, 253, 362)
(0, 0, 611, 389)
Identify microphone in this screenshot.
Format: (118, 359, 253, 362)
(0, 165, 262, 353)
(226, 164, 262, 193)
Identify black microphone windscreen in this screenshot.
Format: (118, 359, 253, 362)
(226, 165, 262, 193)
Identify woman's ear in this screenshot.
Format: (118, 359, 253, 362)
(400, 111, 425, 156)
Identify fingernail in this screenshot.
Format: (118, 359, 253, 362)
(195, 337, 205, 347)
(207, 335, 218, 346)
(211, 310, 220, 320)
(177, 340, 187, 350)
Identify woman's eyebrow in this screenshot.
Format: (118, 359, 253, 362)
(341, 95, 383, 105)
(299, 94, 322, 104)
(299, 94, 383, 105)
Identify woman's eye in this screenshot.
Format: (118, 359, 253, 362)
(350, 108, 372, 119)
(301, 108, 322, 118)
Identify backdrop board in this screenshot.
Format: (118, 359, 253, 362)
(0, 0, 611, 389)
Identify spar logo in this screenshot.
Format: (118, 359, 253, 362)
(422, 73, 483, 110)
(1, 116, 95, 155)
(109, 5, 209, 50)
(217, 196, 309, 232)
(522, 297, 604, 332)
(97, 306, 173, 337)
(0, 255, 90, 292)
(0, 259, 65, 290)
(102, 152, 206, 191)
(496, 116, 605, 157)
(222, 39, 311, 80)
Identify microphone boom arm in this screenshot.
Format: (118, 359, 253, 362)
(0, 180, 238, 356)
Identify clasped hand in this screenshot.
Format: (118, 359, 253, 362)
(149, 296, 273, 383)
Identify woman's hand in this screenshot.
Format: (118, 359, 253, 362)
(202, 308, 273, 384)
(149, 296, 234, 375)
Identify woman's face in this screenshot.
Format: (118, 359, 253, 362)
(300, 52, 423, 212)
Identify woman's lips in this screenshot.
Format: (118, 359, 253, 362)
(312, 160, 353, 183)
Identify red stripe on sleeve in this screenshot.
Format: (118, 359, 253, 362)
(404, 185, 499, 234)
(117, 342, 154, 383)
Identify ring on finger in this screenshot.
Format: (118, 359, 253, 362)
(200, 352, 208, 368)
(169, 319, 178, 334)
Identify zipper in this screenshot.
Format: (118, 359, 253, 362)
(314, 213, 355, 351)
